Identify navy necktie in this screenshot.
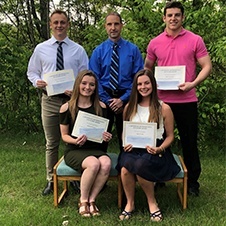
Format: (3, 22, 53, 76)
(110, 43, 119, 91)
(56, 41, 64, 71)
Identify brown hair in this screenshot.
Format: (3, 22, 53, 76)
(124, 69, 161, 127)
(105, 12, 123, 24)
(68, 70, 102, 122)
(50, 9, 70, 21)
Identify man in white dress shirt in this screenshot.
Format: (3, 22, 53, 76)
(27, 9, 88, 195)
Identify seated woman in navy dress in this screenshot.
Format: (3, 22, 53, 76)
(59, 70, 112, 217)
(117, 69, 180, 222)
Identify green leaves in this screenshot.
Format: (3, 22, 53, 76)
(0, 0, 225, 148)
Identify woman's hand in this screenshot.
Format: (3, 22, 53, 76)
(103, 132, 112, 142)
(123, 144, 133, 152)
(76, 134, 87, 146)
(146, 145, 162, 155)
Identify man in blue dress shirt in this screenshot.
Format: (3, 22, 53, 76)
(89, 12, 144, 152)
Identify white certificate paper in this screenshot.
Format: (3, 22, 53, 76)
(43, 69, 75, 96)
(123, 121, 157, 148)
(154, 65, 186, 90)
(71, 110, 109, 143)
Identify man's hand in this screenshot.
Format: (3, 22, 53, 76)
(36, 80, 47, 89)
(64, 89, 72, 97)
(109, 98, 123, 113)
(178, 82, 194, 92)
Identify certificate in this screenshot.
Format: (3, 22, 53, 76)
(154, 65, 186, 90)
(71, 110, 109, 143)
(123, 121, 157, 148)
(43, 69, 75, 96)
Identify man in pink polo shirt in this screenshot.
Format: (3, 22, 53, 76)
(145, 1, 212, 196)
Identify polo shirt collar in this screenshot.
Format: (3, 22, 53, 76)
(164, 27, 186, 37)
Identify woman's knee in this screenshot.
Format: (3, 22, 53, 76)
(82, 157, 100, 172)
(99, 156, 111, 173)
(121, 167, 130, 176)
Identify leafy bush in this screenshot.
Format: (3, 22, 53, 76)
(0, 0, 225, 149)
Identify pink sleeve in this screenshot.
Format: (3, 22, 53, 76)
(146, 40, 157, 62)
(195, 36, 209, 59)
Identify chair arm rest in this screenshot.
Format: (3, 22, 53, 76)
(53, 156, 64, 172)
(178, 155, 188, 174)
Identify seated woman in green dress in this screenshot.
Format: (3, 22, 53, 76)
(59, 70, 112, 217)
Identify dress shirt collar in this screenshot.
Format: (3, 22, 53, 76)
(49, 36, 70, 45)
(107, 37, 123, 48)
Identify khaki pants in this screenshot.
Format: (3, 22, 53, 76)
(41, 94, 69, 181)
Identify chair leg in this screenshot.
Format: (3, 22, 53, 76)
(177, 183, 183, 207)
(63, 180, 68, 191)
(53, 175, 58, 207)
(183, 177, 188, 209)
(57, 180, 69, 205)
(118, 176, 123, 208)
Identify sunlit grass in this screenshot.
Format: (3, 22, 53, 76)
(0, 132, 225, 226)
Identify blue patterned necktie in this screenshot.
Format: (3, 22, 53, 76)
(110, 43, 119, 90)
(56, 41, 64, 71)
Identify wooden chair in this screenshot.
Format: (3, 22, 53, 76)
(54, 153, 187, 210)
(53, 152, 122, 208)
(167, 154, 188, 210)
(117, 154, 188, 210)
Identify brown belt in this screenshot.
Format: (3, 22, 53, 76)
(42, 89, 69, 99)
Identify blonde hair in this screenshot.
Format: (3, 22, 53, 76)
(68, 70, 102, 122)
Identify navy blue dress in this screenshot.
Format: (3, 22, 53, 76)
(117, 139, 180, 182)
(117, 104, 180, 182)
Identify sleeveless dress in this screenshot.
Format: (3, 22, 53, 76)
(117, 104, 180, 182)
(59, 104, 109, 172)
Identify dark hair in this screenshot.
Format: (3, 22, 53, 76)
(50, 9, 70, 21)
(105, 12, 123, 24)
(164, 1, 184, 16)
(124, 69, 161, 126)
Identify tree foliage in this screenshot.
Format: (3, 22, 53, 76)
(0, 0, 225, 149)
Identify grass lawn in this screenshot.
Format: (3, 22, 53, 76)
(0, 132, 225, 226)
